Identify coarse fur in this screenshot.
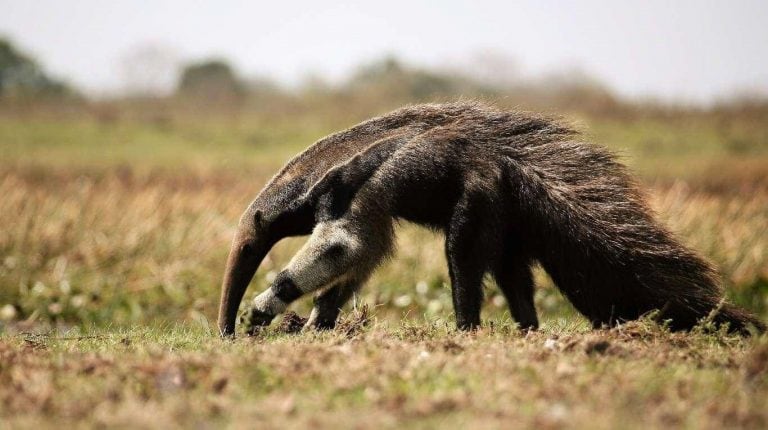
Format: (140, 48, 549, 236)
(224, 101, 765, 336)
(218, 104, 485, 335)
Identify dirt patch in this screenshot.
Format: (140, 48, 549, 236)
(277, 312, 308, 334)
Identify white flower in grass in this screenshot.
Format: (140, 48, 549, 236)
(426, 299, 443, 314)
(59, 280, 71, 295)
(393, 294, 412, 307)
(32, 281, 47, 296)
(70, 294, 87, 308)
(48, 302, 63, 315)
(0, 304, 17, 320)
(415, 281, 429, 295)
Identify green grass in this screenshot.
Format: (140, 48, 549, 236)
(0, 114, 328, 172)
(585, 115, 768, 186)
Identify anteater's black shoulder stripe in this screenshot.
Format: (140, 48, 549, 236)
(272, 272, 303, 304)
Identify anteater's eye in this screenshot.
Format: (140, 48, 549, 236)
(325, 243, 346, 258)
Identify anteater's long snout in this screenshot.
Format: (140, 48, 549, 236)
(217, 236, 268, 337)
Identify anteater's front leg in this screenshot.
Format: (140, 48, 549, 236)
(250, 269, 348, 331)
(247, 271, 305, 330)
(249, 223, 367, 330)
(305, 279, 362, 330)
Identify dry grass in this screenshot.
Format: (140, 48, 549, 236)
(1, 321, 767, 429)
(0, 166, 766, 330)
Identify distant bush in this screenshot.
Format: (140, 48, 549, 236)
(346, 56, 493, 102)
(177, 59, 245, 104)
(0, 38, 72, 99)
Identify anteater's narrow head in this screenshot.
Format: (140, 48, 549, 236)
(218, 121, 389, 336)
(218, 165, 322, 336)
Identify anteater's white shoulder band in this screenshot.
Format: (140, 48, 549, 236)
(252, 289, 288, 316)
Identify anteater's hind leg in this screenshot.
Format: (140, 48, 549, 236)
(446, 189, 500, 330)
(304, 280, 361, 330)
(492, 250, 538, 331)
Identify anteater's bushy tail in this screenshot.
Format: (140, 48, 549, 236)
(704, 302, 766, 335)
(500, 127, 765, 335)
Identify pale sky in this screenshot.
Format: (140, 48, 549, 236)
(1, 0, 767, 103)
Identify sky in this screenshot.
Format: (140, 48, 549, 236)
(1, 0, 767, 103)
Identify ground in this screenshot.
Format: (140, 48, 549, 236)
(2, 318, 768, 429)
(0, 103, 767, 428)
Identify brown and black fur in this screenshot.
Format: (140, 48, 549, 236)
(221, 101, 765, 336)
(218, 103, 493, 335)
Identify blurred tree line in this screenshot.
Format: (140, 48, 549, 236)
(0, 38, 73, 99)
(1, 36, 766, 122)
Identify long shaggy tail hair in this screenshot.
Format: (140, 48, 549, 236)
(491, 122, 764, 334)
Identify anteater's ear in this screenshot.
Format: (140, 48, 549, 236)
(302, 134, 406, 218)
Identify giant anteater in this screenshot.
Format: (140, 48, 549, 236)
(221, 102, 764, 336)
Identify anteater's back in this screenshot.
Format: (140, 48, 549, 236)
(255, 103, 488, 211)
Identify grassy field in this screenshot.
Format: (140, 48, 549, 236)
(2, 321, 768, 428)
(1, 103, 767, 428)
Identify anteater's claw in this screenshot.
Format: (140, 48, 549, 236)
(242, 308, 276, 336)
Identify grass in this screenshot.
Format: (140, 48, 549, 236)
(1, 103, 767, 428)
(1, 319, 767, 429)
(1, 164, 766, 328)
